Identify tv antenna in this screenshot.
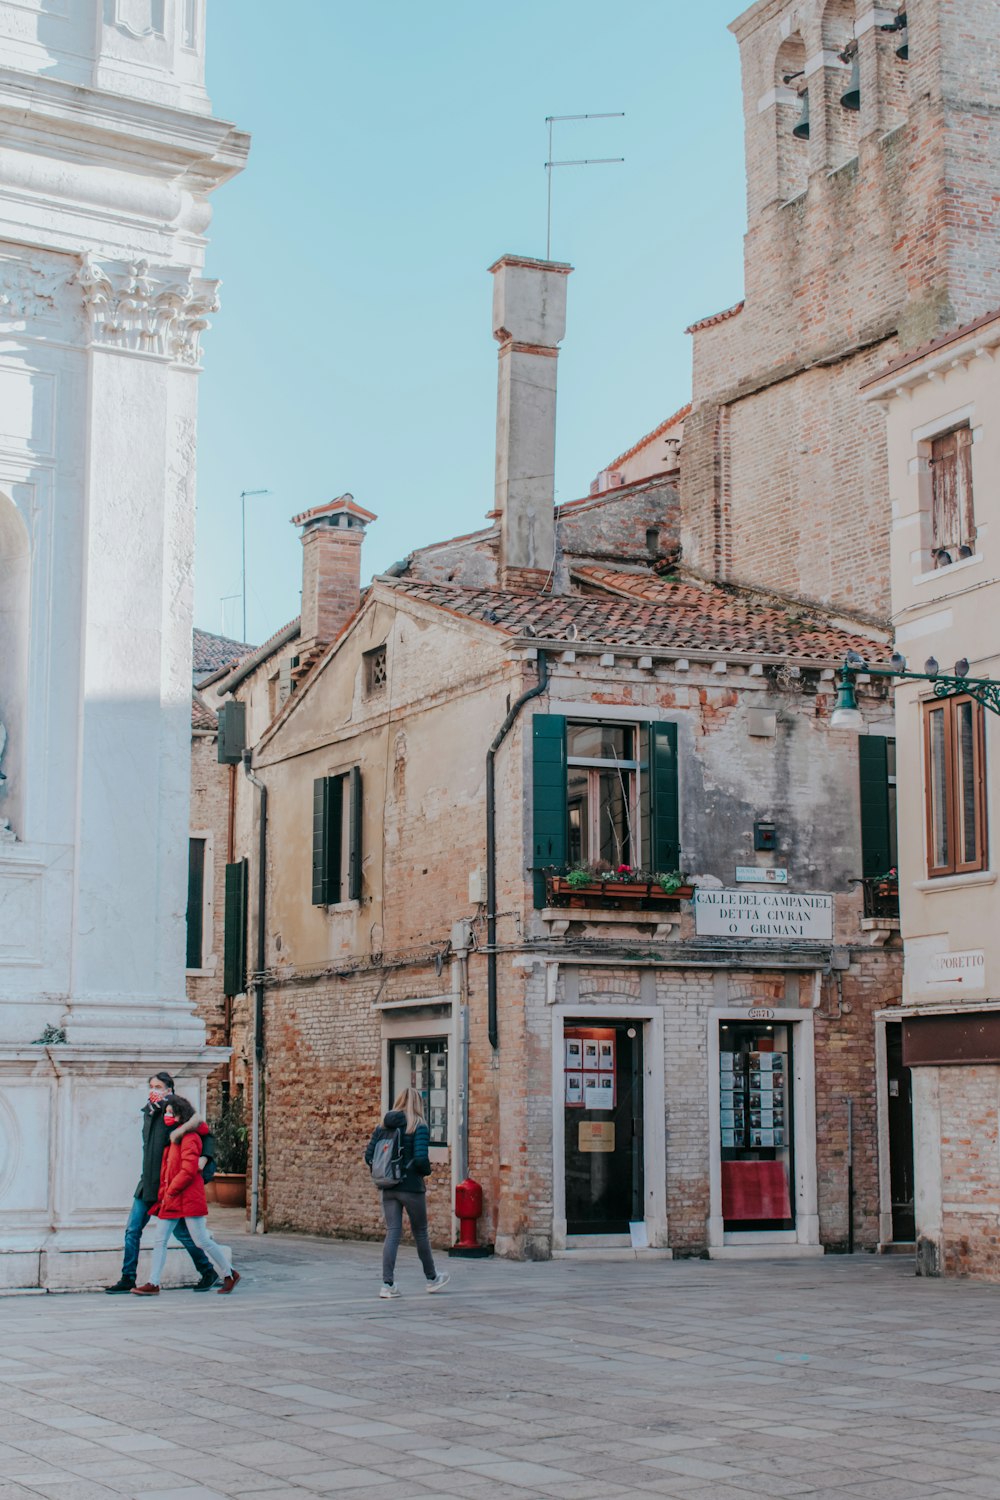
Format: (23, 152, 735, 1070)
(545, 112, 624, 260)
(240, 487, 271, 642)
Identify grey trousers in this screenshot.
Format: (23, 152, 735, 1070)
(381, 1189, 436, 1284)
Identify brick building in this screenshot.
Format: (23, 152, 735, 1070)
(681, 0, 1000, 619)
(205, 256, 906, 1261)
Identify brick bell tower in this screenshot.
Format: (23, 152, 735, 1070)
(680, 0, 1000, 619)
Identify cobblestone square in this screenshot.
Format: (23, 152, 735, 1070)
(3, 1224, 1000, 1500)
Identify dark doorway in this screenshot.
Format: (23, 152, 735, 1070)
(564, 1021, 644, 1233)
(885, 1021, 915, 1241)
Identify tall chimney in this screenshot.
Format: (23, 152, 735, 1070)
(489, 254, 572, 591)
(292, 493, 376, 648)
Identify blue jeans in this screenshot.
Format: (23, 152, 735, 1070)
(122, 1194, 213, 1281)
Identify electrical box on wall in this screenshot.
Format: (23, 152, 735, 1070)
(754, 820, 777, 851)
(217, 700, 246, 764)
(468, 868, 487, 904)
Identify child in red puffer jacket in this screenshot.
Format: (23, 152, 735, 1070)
(131, 1095, 240, 1296)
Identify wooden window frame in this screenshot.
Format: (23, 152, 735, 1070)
(923, 694, 987, 877)
(928, 423, 976, 564)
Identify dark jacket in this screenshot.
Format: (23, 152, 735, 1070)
(364, 1109, 432, 1194)
(135, 1101, 201, 1205)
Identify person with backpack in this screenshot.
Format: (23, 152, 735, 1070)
(131, 1095, 240, 1296)
(105, 1072, 218, 1294)
(364, 1086, 449, 1299)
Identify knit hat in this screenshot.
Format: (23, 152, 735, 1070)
(153, 1071, 175, 1090)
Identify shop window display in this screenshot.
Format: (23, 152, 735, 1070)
(390, 1038, 449, 1145)
(719, 1022, 794, 1229)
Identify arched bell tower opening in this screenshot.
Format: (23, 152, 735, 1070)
(0, 491, 29, 842)
(775, 33, 809, 201)
(821, 0, 860, 170)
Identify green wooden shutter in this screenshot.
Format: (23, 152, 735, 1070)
(186, 838, 206, 970)
(649, 721, 680, 872)
(532, 713, 567, 907)
(859, 735, 892, 876)
(223, 859, 248, 997)
(312, 775, 344, 905)
(348, 765, 363, 902)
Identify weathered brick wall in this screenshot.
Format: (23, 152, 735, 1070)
(938, 1065, 1000, 1281)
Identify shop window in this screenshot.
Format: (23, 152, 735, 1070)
(532, 714, 679, 907)
(929, 425, 975, 565)
(858, 735, 898, 876)
(312, 766, 362, 904)
(720, 1021, 795, 1231)
(924, 695, 987, 877)
(185, 837, 207, 971)
(390, 1038, 448, 1144)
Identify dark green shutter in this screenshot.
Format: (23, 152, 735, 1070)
(312, 775, 344, 905)
(532, 713, 567, 907)
(186, 838, 206, 970)
(348, 765, 363, 901)
(649, 721, 680, 872)
(223, 859, 248, 996)
(859, 736, 892, 876)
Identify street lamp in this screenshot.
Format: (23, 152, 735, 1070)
(830, 651, 1000, 730)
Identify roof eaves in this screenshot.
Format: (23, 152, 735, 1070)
(220, 618, 301, 695)
(684, 300, 745, 335)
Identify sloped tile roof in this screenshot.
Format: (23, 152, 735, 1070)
(605, 402, 690, 472)
(193, 627, 255, 681)
(191, 691, 217, 731)
(685, 300, 745, 335)
(391, 572, 884, 663)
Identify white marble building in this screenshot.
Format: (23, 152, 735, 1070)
(0, 1, 247, 1288)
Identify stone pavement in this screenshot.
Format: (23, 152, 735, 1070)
(3, 1221, 1000, 1500)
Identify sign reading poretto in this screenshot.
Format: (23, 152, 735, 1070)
(694, 889, 834, 941)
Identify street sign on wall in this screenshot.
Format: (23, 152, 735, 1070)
(694, 888, 833, 941)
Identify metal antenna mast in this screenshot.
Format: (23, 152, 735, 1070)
(545, 112, 624, 260)
(240, 488, 271, 642)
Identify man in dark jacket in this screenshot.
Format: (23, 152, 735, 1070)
(105, 1072, 218, 1293)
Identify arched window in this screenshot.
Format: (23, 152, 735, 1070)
(0, 492, 30, 842)
(821, 0, 860, 168)
(774, 33, 809, 201)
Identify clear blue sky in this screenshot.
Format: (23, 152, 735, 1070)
(195, 0, 747, 646)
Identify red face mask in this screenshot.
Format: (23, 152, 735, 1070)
(163, 1111, 178, 1127)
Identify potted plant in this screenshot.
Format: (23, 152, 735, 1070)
(207, 1094, 249, 1209)
(546, 864, 695, 908)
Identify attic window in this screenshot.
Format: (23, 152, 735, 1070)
(364, 644, 387, 695)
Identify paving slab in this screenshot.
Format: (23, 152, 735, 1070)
(3, 1228, 1000, 1499)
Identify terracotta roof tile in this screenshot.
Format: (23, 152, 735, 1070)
(684, 300, 745, 335)
(193, 627, 255, 681)
(605, 403, 691, 472)
(861, 306, 1000, 388)
(191, 691, 216, 731)
(391, 572, 884, 663)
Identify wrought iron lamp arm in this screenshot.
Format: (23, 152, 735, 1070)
(841, 661, 1000, 716)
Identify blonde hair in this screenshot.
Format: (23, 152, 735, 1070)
(393, 1086, 426, 1135)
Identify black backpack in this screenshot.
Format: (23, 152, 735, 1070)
(369, 1127, 403, 1189)
(201, 1130, 217, 1184)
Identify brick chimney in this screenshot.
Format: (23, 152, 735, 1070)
(291, 493, 376, 648)
(489, 254, 572, 591)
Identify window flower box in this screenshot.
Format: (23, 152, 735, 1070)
(546, 873, 695, 909)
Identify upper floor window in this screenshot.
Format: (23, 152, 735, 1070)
(924, 695, 987, 877)
(364, 644, 387, 696)
(312, 767, 363, 904)
(858, 735, 898, 877)
(930, 425, 975, 566)
(532, 714, 679, 906)
(186, 836, 207, 971)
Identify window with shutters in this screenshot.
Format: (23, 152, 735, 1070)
(858, 736, 898, 877)
(929, 425, 975, 566)
(223, 858, 248, 996)
(532, 714, 679, 907)
(924, 695, 987, 877)
(185, 836, 207, 971)
(312, 766, 363, 905)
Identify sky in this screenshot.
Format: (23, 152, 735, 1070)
(194, 0, 748, 647)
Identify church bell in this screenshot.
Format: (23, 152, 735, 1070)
(792, 89, 810, 140)
(840, 57, 861, 111)
(895, 18, 909, 59)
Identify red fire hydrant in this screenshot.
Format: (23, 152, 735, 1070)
(454, 1177, 484, 1251)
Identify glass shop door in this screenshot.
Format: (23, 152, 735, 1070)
(563, 1022, 644, 1234)
(719, 1021, 796, 1231)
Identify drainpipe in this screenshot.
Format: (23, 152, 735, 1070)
(486, 651, 548, 1050)
(242, 749, 267, 1235)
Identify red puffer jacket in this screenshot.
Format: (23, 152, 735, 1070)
(153, 1128, 208, 1220)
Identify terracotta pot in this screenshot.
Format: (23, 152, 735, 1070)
(208, 1172, 247, 1209)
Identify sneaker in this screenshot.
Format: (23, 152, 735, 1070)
(379, 1282, 401, 1299)
(191, 1270, 220, 1292)
(216, 1270, 241, 1295)
(104, 1276, 135, 1294)
(130, 1283, 159, 1296)
(426, 1272, 450, 1294)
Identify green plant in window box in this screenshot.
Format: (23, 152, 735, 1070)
(656, 871, 688, 895)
